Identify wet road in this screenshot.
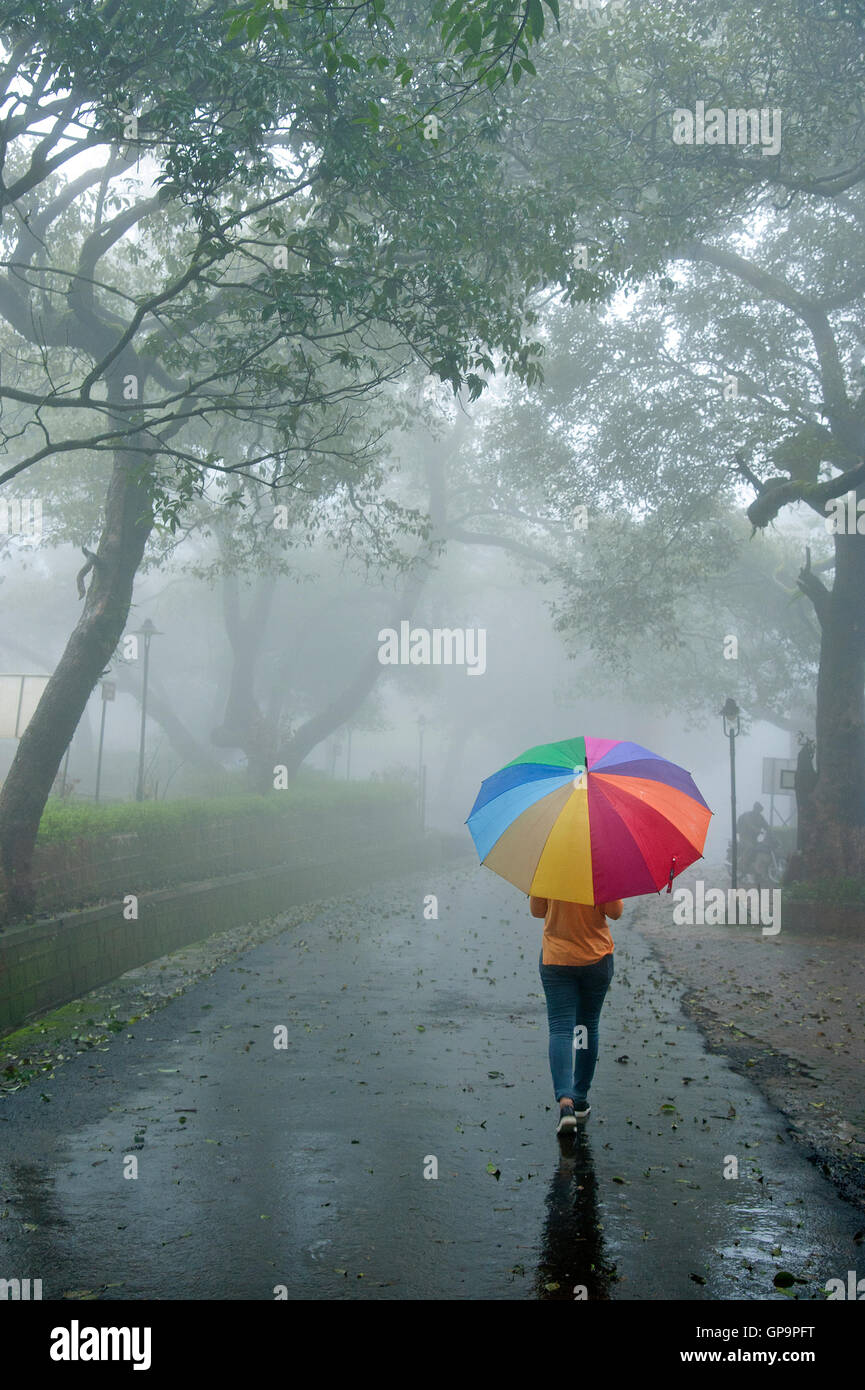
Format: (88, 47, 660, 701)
(1, 863, 860, 1300)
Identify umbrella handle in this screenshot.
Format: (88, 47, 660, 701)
(666, 857, 677, 893)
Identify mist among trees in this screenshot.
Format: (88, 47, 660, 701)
(1, 0, 864, 917)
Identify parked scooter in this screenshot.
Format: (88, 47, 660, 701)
(726, 828, 786, 886)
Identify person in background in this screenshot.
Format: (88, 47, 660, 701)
(737, 801, 769, 878)
(529, 895, 623, 1134)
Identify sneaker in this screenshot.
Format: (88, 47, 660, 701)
(556, 1102, 577, 1134)
(573, 1100, 591, 1120)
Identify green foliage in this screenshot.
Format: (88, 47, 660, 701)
(452, 259, 830, 729)
(230, 0, 560, 93)
(0, 0, 582, 535)
(36, 780, 414, 845)
(784, 877, 865, 906)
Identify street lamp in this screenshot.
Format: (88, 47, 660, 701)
(721, 697, 741, 888)
(134, 619, 161, 802)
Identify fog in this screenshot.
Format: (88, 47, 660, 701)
(0, 0, 862, 1328)
(0, 417, 803, 865)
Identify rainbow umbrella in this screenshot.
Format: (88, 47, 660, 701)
(466, 736, 712, 903)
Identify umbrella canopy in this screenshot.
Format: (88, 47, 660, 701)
(466, 735, 712, 903)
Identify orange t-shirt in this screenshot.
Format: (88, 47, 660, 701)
(530, 896, 623, 966)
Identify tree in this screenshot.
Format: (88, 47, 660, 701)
(484, 0, 865, 878)
(440, 260, 832, 771)
(198, 396, 442, 789)
(0, 0, 578, 919)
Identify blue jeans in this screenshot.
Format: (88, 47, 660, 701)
(539, 951, 614, 1103)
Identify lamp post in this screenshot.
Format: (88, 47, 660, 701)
(721, 697, 741, 888)
(135, 619, 161, 802)
(94, 671, 115, 802)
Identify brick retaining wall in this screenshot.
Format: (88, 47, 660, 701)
(3, 799, 412, 919)
(0, 831, 473, 1035)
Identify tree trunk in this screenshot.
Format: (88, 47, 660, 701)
(797, 524, 865, 879)
(278, 646, 389, 781)
(115, 668, 222, 777)
(0, 449, 153, 921)
(209, 575, 277, 794)
(793, 740, 817, 854)
(278, 556, 433, 781)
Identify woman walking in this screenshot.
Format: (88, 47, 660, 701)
(530, 896, 623, 1134)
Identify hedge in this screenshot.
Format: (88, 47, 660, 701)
(36, 777, 415, 846)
